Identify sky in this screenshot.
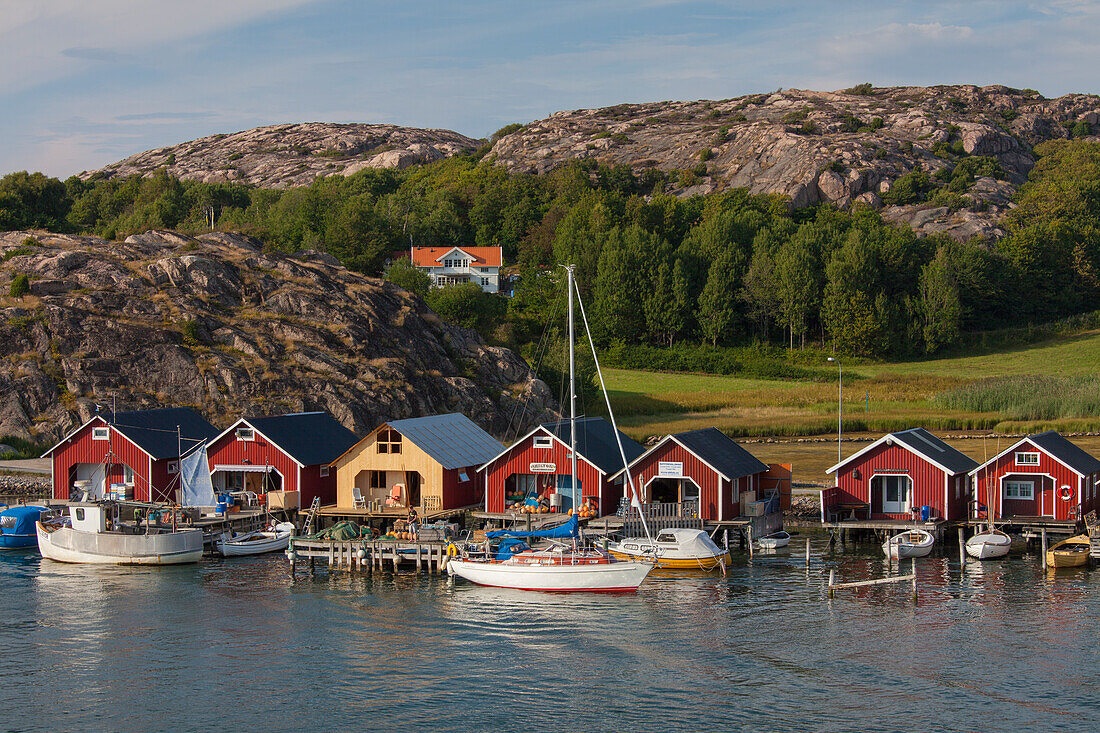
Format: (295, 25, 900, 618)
(2, 0, 1099, 178)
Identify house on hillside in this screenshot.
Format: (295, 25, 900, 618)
(43, 407, 219, 503)
(480, 417, 645, 516)
(824, 428, 978, 522)
(969, 431, 1100, 522)
(408, 246, 502, 293)
(331, 413, 502, 513)
(611, 428, 771, 521)
(205, 412, 359, 508)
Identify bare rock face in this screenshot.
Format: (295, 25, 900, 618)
(0, 230, 556, 444)
(489, 84, 1100, 240)
(82, 123, 482, 189)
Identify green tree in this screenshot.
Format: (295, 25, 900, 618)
(697, 249, 742, 345)
(424, 282, 504, 335)
(774, 236, 819, 349)
(919, 247, 962, 353)
(0, 171, 72, 231)
(741, 246, 780, 340)
(383, 257, 431, 297)
(9, 273, 30, 299)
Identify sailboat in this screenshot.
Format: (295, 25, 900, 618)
(447, 265, 655, 592)
(36, 439, 211, 565)
(966, 438, 1012, 560)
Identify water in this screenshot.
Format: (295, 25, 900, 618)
(2, 539, 1099, 732)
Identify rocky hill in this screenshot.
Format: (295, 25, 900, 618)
(0, 229, 555, 444)
(83, 123, 482, 188)
(488, 84, 1100, 240)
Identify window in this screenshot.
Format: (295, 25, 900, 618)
(320, 466, 330, 477)
(75, 508, 85, 522)
(1005, 480, 1034, 500)
(1016, 452, 1039, 466)
(92, 426, 109, 440)
(481, 277, 489, 286)
(533, 436, 553, 449)
(458, 471, 469, 482)
(236, 427, 254, 441)
(377, 429, 402, 454)
(369, 470, 386, 489)
(167, 460, 179, 474)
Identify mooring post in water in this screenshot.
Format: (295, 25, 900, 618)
(1041, 529, 1048, 571)
(747, 525, 754, 558)
(958, 527, 965, 570)
(828, 569, 835, 597)
(806, 538, 811, 568)
(911, 558, 918, 604)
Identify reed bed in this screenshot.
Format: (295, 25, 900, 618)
(933, 375, 1100, 421)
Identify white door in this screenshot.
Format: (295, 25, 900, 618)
(879, 475, 910, 514)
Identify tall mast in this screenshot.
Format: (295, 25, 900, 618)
(566, 265, 578, 511)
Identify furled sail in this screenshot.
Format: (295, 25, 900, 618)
(486, 515, 579, 540)
(179, 441, 217, 507)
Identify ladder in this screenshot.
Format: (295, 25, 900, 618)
(301, 496, 322, 535)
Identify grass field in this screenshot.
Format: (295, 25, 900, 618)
(603, 329, 1100, 442)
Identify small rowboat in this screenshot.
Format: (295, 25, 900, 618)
(216, 522, 295, 557)
(965, 530, 1012, 560)
(882, 529, 934, 559)
(756, 530, 790, 549)
(1046, 534, 1091, 569)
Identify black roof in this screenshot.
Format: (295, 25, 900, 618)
(246, 412, 359, 466)
(1029, 431, 1100, 475)
(541, 417, 645, 475)
(891, 428, 978, 475)
(109, 407, 219, 460)
(672, 428, 769, 479)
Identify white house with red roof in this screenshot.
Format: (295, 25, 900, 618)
(409, 246, 502, 293)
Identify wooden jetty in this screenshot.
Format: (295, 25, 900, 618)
(286, 537, 452, 575)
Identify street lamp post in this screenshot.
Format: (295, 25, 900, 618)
(827, 357, 841, 465)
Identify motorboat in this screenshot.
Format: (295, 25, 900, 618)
(0, 505, 48, 549)
(757, 530, 791, 550)
(216, 522, 295, 557)
(608, 528, 730, 570)
(37, 503, 203, 565)
(1046, 534, 1091, 569)
(965, 529, 1012, 560)
(882, 529, 934, 559)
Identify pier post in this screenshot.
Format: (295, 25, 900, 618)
(958, 527, 965, 571)
(1041, 529, 1048, 571)
(309, 556, 315, 576)
(806, 538, 811, 568)
(828, 569, 835, 597)
(416, 544, 423, 573)
(328, 543, 334, 569)
(911, 558, 918, 604)
(392, 553, 400, 572)
(747, 525, 753, 558)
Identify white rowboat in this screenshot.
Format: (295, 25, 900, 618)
(217, 522, 295, 556)
(882, 529, 934, 560)
(757, 530, 790, 549)
(965, 530, 1012, 560)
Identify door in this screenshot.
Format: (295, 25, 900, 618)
(1041, 479, 1055, 518)
(876, 475, 910, 515)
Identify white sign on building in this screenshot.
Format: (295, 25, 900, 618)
(529, 462, 557, 473)
(658, 461, 683, 478)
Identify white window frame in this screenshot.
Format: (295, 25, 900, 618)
(533, 436, 553, 449)
(320, 466, 330, 477)
(1015, 452, 1040, 466)
(92, 426, 109, 440)
(1004, 480, 1035, 500)
(167, 460, 179, 474)
(123, 464, 135, 486)
(236, 427, 255, 441)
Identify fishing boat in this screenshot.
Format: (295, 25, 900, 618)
(608, 528, 730, 570)
(37, 503, 203, 565)
(447, 265, 654, 592)
(965, 530, 1012, 560)
(757, 530, 791, 550)
(882, 529, 934, 559)
(216, 522, 295, 557)
(0, 505, 48, 549)
(1046, 534, 1091, 568)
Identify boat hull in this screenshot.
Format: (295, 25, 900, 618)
(447, 558, 652, 591)
(757, 531, 790, 550)
(0, 533, 37, 549)
(965, 533, 1012, 560)
(216, 531, 291, 557)
(608, 549, 730, 570)
(36, 523, 203, 565)
(882, 530, 934, 560)
(1045, 534, 1092, 569)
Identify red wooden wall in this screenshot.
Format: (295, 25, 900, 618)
(443, 467, 481, 510)
(835, 443, 951, 520)
(50, 419, 157, 502)
(626, 442, 723, 520)
(206, 429, 305, 500)
(482, 432, 611, 514)
(974, 439, 1097, 521)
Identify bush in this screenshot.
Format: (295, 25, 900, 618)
(599, 343, 835, 381)
(9, 273, 29, 298)
(698, 148, 714, 162)
(845, 83, 874, 95)
(181, 319, 201, 347)
(383, 257, 431, 297)
(424, 282, 506, 336)
(691, 162, 709, 177)
(1072, 120, 1092, 138)
(799, 121, 818, 135)
(781, 109, 808, 123)
(881, 170, 931, 205)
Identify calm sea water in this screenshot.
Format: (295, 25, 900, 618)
(1, 538, 1098, 732)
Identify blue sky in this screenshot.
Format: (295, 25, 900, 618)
(3, 0, 1098, 177)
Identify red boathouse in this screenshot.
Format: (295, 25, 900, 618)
(824, 428, 977, 522)
(479, 417, 645, 515)
(43, 407, 219, 503)
(612, 428, 770, 521)
(206, 412, 359, 508)
(969, 431, 1100, 522)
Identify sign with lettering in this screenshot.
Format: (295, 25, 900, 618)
(658, 461, 683, 477)
(529, 462, 557, 473)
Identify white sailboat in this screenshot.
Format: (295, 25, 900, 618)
(447, 265, 655, 592)
(966, 442, 1012, 560)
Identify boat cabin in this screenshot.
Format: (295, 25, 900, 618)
(968, 431, 1100, 522)
(612, 427, 771, 521)
(42, 408, 219, 503)
(480, 417, 645, 516)
(68, 504, 108, 533)
(824, 428, 978, 522)
(331, 413, 502, 513)
(206, 412, 359, 509)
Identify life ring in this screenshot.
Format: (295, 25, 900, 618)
(446, 543, 458, 557)
(1060, 485, 1073, 501)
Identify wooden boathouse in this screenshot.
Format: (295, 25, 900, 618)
(206, 412, 358, 509)
(824, 428, 977, 523)
(480, 417, 645, 516)
(611, 427, 770, 521)
(330, 413, 502, 513)
(42, 407, 218, 503)
(969, 431, 1100, 522)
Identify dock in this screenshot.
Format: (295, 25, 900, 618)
(287, 537, 451, 575)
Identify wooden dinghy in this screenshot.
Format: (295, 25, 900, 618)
(882, 529, 934, 560)
(756, 530, 790, 550)
(216, 522, 295, 557)
(965, 529, 1012, 560)
(1046, 534, 1091, 569)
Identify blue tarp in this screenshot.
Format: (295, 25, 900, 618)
(0, 506, 45, 535)
(487, 515, 579, 540)
(495, 538, 530, 561)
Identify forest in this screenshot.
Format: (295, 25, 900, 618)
(2, 138, 1100, 360)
